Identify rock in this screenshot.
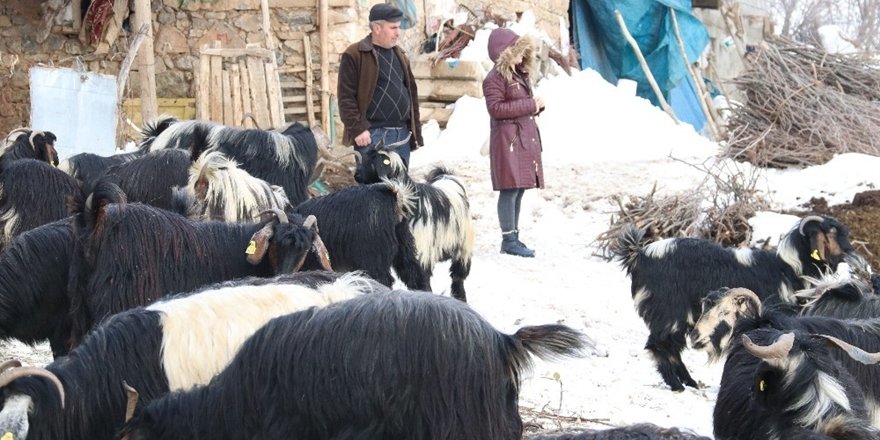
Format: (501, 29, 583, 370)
(156, 26, 189, 54)
(196, 22, 246, 49)
(234, 14, 261, 33)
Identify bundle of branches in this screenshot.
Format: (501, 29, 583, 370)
(431, 22, 476, 64)
(723, 38, 880, 168)
(593, 160, 769, 259)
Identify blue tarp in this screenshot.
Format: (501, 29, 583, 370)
(570, 0, 710, 132)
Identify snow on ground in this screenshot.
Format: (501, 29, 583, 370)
(408, 62, 880, 436)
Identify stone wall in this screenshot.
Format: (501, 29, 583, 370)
(0, 0, 569, 138)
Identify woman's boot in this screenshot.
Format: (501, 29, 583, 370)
(501, 230, 535, 258)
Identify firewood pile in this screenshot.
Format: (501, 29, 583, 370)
(722, 38, 880, 168)
(594, 161, 770, 258)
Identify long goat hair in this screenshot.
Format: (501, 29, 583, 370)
(0, 159, 81, 249)
(142, 117, 318, 206)
(0, 271, 386, 440)
(354, 144, 474, 301)
(526, 423, 712, 439)
(182, 150, 290, 222)
(66, 180, 318, 348)
(101, 149, 191, 212)
(613, 216, 856, 391)
(0, 128, 58, 169)
(120, 291, 593, 440)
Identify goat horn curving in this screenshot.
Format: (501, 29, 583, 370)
(0, 360, 21, 374)
(381, 133, 412, 151)
(28, 130, 43, 150)
(303, 214, 317, 230)
(817, 334, 880, 365)
(729, 287, 763, 317)
(0, 367, 65, 408)
(799, 215, 825, 236)
(312, 233, 333, 272)
(258, 208, 289, 224)
(123, 381, 140, 423)
(742, 332, 795, 361)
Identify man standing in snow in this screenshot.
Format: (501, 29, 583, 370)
(337, 3, 422, 167)
(483, 27, 545, 258)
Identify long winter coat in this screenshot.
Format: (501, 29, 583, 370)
(483, 30, 544, 191)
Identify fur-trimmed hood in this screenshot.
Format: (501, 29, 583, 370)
(488, 28, 535, 82)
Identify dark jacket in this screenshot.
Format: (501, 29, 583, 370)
(338, 34, 422, 150)
(482, 30, 544, 191)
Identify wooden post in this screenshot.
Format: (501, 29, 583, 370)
(133, 0, 158, 123)
(231, 63, 243, 126)
(117, 24, 148, 102)
(239, 60, 255, 128)
(303, 34, 317, 127)
(319, 0, 330, 129)
(669, 8, 720, 139)
(198, 47, 211, 120)
(261, 0, 275, 51)
(613, 10, 678, 124)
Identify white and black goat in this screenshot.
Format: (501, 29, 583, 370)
(692, 287, 880, 426)
(714, 328, 880, 440)
(175, 150, 290, 223)
(0, 159, 81, 249)
(353, 137, 474, 301)
(0, 129, 58, 170)
(0, 271, 385, 440)
(65, 181, 331, 348)
(119, 290, 592, 440)
(142, 117, 322, 206)
(614, 215, 856, 391)
(294, 179, 429, 290)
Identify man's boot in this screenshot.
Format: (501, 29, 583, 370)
(501, 230, 535, 258)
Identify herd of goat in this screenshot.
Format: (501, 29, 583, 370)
(0, 121, 878, 439)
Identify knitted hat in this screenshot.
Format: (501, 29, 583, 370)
(488, 28, 520, 62)
(369, 4, 404, 22)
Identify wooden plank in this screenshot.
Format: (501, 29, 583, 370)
(198, 49, 211, 120)
(270, 0, 348, 8)
(71, 0, 82, 32)
(319, 0, 329, 129)
(261, 0, 275, 50)
(231, 64, 243, 127)
(284, 106, 309, 115)
(210, 54, 224, 122)
(282, 95, 308, 103)
(200, 47, 275, 59)
(239, 60, 255, 128)
(303, 34, 316, 127)
(280, 80, 307, 88)
(222, 69, 233, 126)
(246, 56, 271, 128)
(264, 60, 284, 127)
(133, 0, 158, 122)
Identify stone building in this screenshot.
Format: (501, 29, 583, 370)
(0, 0, 570, 145)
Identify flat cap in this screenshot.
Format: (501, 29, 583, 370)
(369, 4, 404, 22)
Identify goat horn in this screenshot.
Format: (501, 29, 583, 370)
(0, 360, 21, 374)
(28, 131, 43, 150)
(303, 214, 317, 230)
(818, 334, 880, 365)
(240, 113, 261, 129)
(728, 287, 763, 317)
(258, 208, 288, 224)
(123, 381, 139, 423)
(799, 215, 825, 236)
(742, 332, 795, 361)
(382, 133, 412, 150)
(0, 367, 65, 408)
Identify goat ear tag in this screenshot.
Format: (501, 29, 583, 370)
(811, 249, 821, 261)
(383, 159, 391, 165)
(245, 240, 257, 255)
(758, 379, 766, 392)
(2, 432, 13, 440)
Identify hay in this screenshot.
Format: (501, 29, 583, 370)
(722, 38, 880, 168)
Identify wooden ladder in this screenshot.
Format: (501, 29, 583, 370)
(278, 33, 322, 127)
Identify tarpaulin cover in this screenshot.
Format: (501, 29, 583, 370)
(571, 0, 709, 107)
(30, 66, 118, 159)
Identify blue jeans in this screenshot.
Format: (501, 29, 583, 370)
(356, 126, 412, 168)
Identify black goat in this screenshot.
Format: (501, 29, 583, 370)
(0, 159, 81, 249)
(65, 181, 329, 348)
(714, 328, 880, 440)
(142, 117, 321, 206)
(693, 287, 880, 426)
(0, 271, 384, 440)
(294, 179, 428, 290)
(614, 215, 856, 391)
(526, 424, 711, 439)
(796, 275, 880, 320)
(101, 149, 191, 212)
(0, 129, 58, 170)
(120, 290, 592, 440)
(353, 139, 474, 301)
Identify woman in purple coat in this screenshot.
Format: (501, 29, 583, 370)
(483, 28, 545, 258)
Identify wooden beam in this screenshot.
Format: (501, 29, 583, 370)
(133, 0, 158, 122)
(265, 60, 283, 127)
(200, 47, 275, 59)
(117, 23, 148, 102)
(198, 48, 211, 120)
(270, 0, 348, 8)
(71, 0, 82, 32)
(261, 0, 276, 51)
(239, 60, 255, 128)
(303, 33, 316, 127)
(670, 8, 720, 139)
(222, 69, 233, 125)
(246, 56, 271, 128)
(319, 0, 329, 130)
(210, 53, 223, 122)
(231, 63, 243, 127)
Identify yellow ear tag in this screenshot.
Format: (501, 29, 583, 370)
(758, 380, 766, 392)
(3, 432, 14, 440)
(383, 159, 391, 165)
(245, 240, 257, 255)
(810, 249, 821, 261)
